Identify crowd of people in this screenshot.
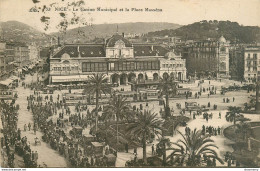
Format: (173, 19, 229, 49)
(25, 86, 116, 167)
(0, 99, 38, 167)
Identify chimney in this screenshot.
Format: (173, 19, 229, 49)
(122, 32, 124, 37)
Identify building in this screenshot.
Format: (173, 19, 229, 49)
(229, 46, 245, 81)
(29, 43, 40, 64)
(0, 41, 16, 79)
(244, 46, 260, 82)
(49, 33, 187, 84)
(14, 43, 30, 68)
(182, 36, 230, 78)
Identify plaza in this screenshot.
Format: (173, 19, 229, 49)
(2, 70, 258, 167)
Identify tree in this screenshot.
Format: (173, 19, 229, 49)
(127, 110, 162, 165)
(83, 73, 111, 132)
(226, 106, 242, 125)
(158, 75, 177, 118)
(157, 137, 171, 166)
(236, 122, 252, 141)
(167, 129, 224, 167)
(103, 95, 132, 150)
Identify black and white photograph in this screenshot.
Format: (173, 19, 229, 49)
(0, 0, 260, 169)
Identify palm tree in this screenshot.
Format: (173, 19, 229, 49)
(158, 75, 177, 118)
(157, 137, 171, 166)
(226, 106, 242, 125)
(103, 95, 132, 148)
(83, 73, 111, 132)
(127, 110, 162, 165)
(167, 129, 223, 167)
(236, 122, 252, 141)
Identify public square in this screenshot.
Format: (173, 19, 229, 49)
(4, 72, 258, 167)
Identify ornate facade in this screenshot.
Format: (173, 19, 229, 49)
(49, 34, 187, 84)
(182, 36, 230, 78)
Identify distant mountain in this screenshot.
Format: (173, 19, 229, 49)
(0, 21, 49, 45)
(0, 21, 181, 45)
(51, 22, 181, 43)
(147, 20, 260, 43)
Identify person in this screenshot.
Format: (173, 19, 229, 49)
(91, 156, 94, 166)
(134, 147, 137, 155)
(125, 143, 128, 153)
(219, 112, 221, 119)
(233, 97, 235, 102)
(218, 126, 221, 135)
(28, 123, 31, 131)
(228, 159, 231, 167)
(134, 153, 137, 163)
(34, 125, 37, 135)
(152, 144, 155, 155)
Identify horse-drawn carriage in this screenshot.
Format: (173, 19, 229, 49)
(91, 142, 104, 158)
(70, 126, 83, 138)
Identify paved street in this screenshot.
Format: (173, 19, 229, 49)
(15, 74, 68, 167)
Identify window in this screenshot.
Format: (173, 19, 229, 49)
(253, 54, 257, 59)
(137, 62, 143, 70)
(82, 63, 88, 72)
(110, 63, 114, 70)
(248, 54, 250, 58)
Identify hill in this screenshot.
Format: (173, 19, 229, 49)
(147, 20, 260, 43)
(0, 21, 50, 45)
(0, 21, 181, 44)
(51, 22, 181, 43)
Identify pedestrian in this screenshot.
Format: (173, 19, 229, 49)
(24, 124, 27, 131)
(218, 126, 221, 135)
(233, 97, 235, 102)
(28, 123, 31, 131)
(134, 147, 137, 155)
(35, 151, 38, 162)
(134, 153, 137, 163)
(125, 143, 128, 153)
(152, 144, 155, 155)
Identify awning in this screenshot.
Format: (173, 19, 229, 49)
(51, 75, 90, 83)
(0, 78, 14, 86)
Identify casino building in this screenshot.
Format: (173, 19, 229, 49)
(49, 33, 187, 84)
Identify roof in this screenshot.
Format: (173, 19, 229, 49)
(106, 34, 132, 47)
(91, 142, 103, 147)
(0, 78, 14, 86)
(40, 48, 50, 58)
(52, 44, 106, 58)
(133, 44, 168, 57)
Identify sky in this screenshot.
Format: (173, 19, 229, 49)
(0, 0, 260, 33)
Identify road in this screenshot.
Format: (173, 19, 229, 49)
(16, 74, 68, 167)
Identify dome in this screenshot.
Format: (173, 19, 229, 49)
(165, 51, 176, 59)
(106, 34, 132, 47)
(219, 35, 226, 43)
